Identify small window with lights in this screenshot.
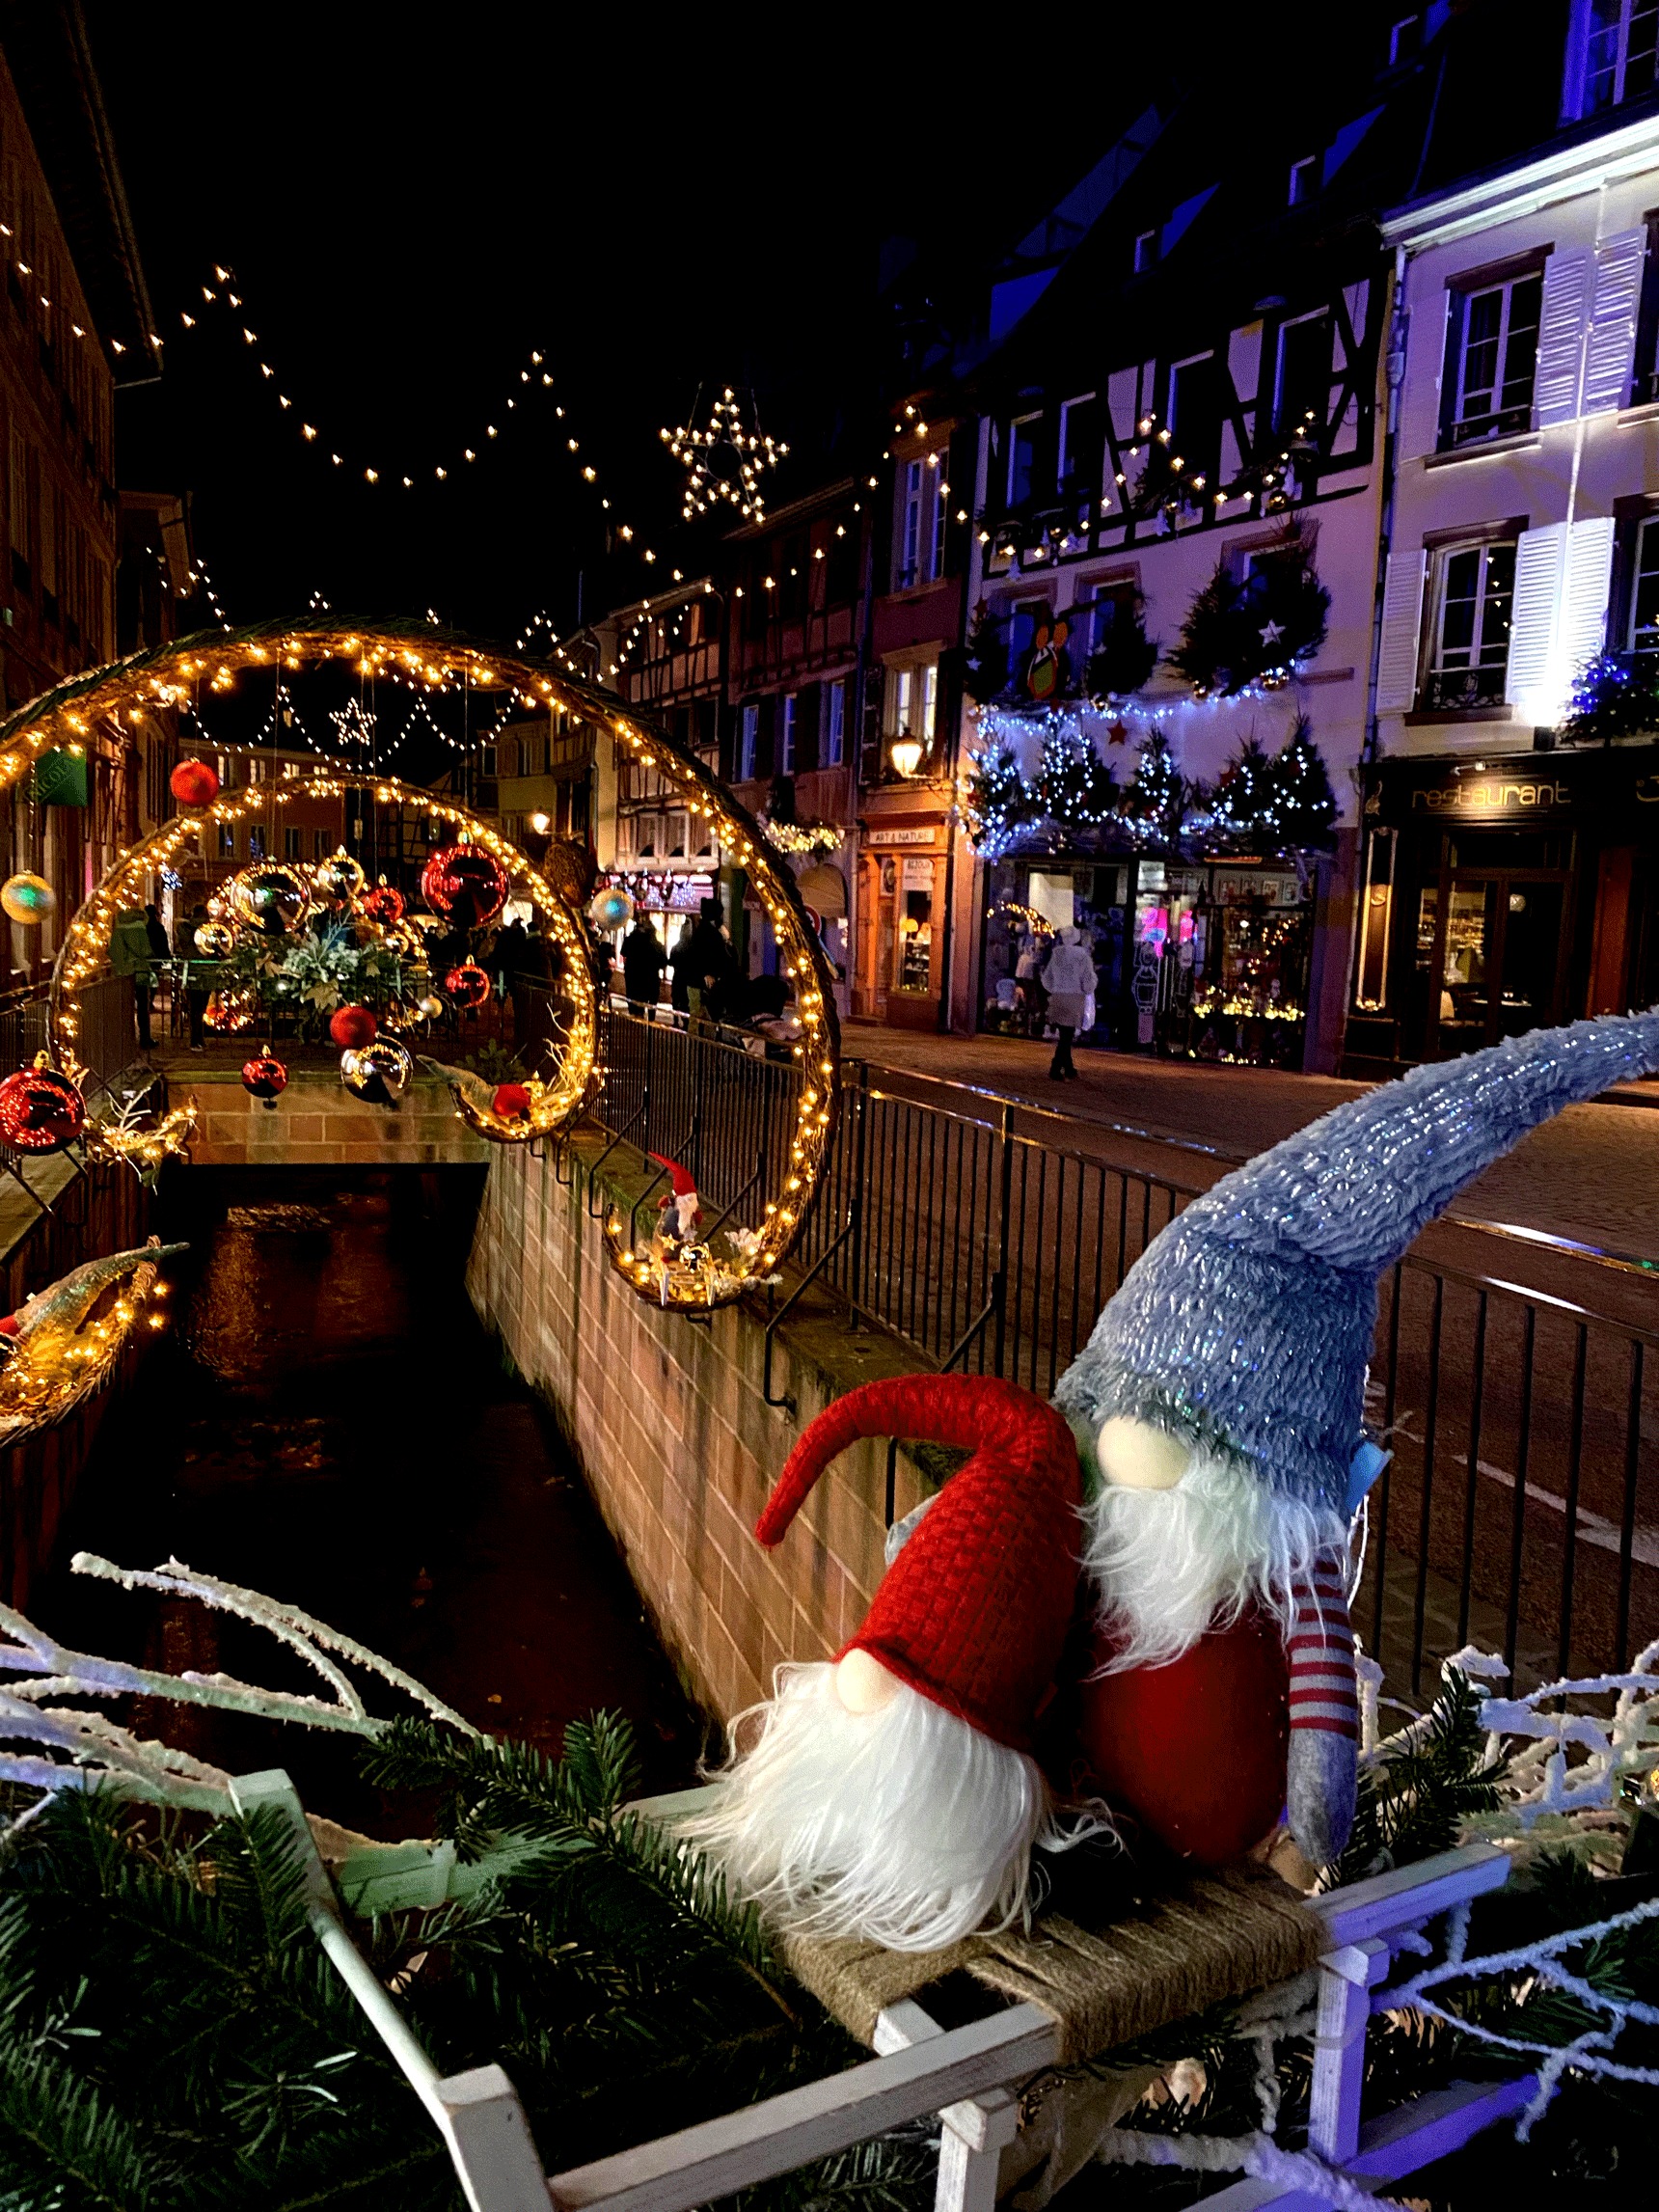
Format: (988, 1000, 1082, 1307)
(1439, 261, 1544, 449)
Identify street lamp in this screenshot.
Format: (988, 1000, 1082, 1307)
(528, 811, 551, 834)
(889, 732, 924, 779)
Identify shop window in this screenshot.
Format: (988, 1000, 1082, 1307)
(285, 825, 304, 860)
(1274, 310, 1335, 436)
(1424, 537, 1517, 709)
(1440, 268, 1543, 448)
(1353, 829, 1396, 1010)
(897, 859, 934, 992)
(823, 679, 846, 767)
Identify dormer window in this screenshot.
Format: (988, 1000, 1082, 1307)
(1289, 155, 1319, 206)
(1133, 229, 1158, 275)
(1580, 0, 1659, 114)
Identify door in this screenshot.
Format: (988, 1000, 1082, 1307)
(1430, 870, 1569, 1057)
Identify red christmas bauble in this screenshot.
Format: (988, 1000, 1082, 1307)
(361, 880, 406, 925)
(0, 1062, 86, 1154)
(241, 1052, 288, 1107)
(1076, 1610, 1290, 1868)
(422, 841, 506, 926)
(329, 1004, 378, 1050)
(492, 1081, 533, 1121)
(170, 757, 220, 808)
(444, 959, 492, 1010)
(0, 1315, 18, 1337)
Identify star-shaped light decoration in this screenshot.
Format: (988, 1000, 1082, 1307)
(1107, 720, 1129, 747)
(1259, 617, 1286, 645)
(660, 386, 788, 523)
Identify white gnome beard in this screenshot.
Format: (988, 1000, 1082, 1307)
(1084, 1450, 1348, 1673)
(683, 1662, 1096, 1952)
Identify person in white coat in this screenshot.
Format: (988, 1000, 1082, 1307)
(1040, 927, 1097, 1080)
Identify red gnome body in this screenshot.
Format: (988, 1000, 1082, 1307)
(686, 1374, 1097, 1951)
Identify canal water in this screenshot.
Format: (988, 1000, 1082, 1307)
(36, 1166, 699, 1829)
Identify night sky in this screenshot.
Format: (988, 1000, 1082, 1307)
(85, 7, 994, 644)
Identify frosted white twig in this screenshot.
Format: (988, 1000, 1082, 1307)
(71, 1553, 477, 1735)
(0, 1550, 477, 1817)
(1099, 2126, 1379, 2211)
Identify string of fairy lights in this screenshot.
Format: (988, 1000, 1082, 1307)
(173, 266, 674, 566)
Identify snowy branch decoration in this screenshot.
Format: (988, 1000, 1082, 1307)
(0, 1551, 477, 1823)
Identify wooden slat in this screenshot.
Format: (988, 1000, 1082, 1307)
(545, 2005, 1059, 2212)
(1351, 2072, 1541, 2179)
(1306, 1843, 1510, 1944)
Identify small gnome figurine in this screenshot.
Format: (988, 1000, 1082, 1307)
(1053, 1012, 1659, 1871)
(686, 1375, 1097, 1952)
(649, 1152, 701, 1243)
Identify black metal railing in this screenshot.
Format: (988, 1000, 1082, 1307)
(586, 1015, 1658, 1697)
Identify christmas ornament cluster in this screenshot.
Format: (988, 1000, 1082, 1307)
(166, 831, 516, 1113)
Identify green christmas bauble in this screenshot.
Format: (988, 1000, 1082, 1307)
(0, 873, 55, 926)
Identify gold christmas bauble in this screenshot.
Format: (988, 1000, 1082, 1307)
(0, 874, 55, 925)
(193, 919, 235, 958)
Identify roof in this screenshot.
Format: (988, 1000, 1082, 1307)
(0, 0, 156, 381)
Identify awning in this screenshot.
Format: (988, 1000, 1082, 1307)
(797, 863, 848, 917)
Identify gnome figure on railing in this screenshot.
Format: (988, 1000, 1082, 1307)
(650, 1152, 702, 1244)
(1049, 1011, 1659, 1872)
(686, 1375, 1101, 1952)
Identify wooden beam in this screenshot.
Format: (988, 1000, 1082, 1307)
(545, 2005, 1059, 2212)
(1306, 1843, 1511, 1943)
(1351, 2072, 1541, 2179)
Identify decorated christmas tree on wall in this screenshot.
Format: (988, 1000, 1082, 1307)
(1122, 731, 1183, 843)
(962, 745, 1036, 854)
(1556, 652, 1659, 746)
(1084, 594, 1158, 703)
(1036, 732, 1119, 830)
(1268, 714, 1338, 851)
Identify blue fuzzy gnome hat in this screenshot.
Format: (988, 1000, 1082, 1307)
(1054, 1014, 1659, 1516)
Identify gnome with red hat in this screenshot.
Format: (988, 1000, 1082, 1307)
(649, 1152, 701, 1243)
(685, 1374, 1100, 1952)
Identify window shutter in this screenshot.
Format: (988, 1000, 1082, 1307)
(1559, 513, 1616, 681)
(1505, 524, 1567, 706)
(1399, 291, 1451, 461)
(1536, 249, 1591, 426)
(1583, 229, 1645, 414)
(1374, 548, 1428, 710)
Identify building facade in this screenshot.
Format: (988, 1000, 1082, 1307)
(1354, 64, 1659, 1070)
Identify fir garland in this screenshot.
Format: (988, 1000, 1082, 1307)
(1556, 652, 1659, 746)
(1084, 596, 1158, 703)
(1168, 519, 1330, 698)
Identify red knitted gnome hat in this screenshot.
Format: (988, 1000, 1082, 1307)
(756, 1375, 1081, 1752)
(648, 1152, 697, 1196)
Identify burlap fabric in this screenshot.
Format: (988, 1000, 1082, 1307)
(779, 1856, 1322, 2065)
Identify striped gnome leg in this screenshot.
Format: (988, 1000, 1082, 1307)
(1284, 1551, 1359, 1869)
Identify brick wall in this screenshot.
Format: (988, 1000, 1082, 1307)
(187, 1071, 490, 1167)
(466, 1137, 931, 1728)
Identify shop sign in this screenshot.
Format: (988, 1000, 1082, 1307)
(1409, 776, 1571, 816)
(1212, 868, 1304, 908)
(901, 857, 934, 890)
(866, 826, 935, 846)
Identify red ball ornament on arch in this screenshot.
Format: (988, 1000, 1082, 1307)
(360, 880, 406, 925)
(170, 757, 220, 809)
(241, 1052, 288, 1108)
(0, 1061, 86, 1154)
(444, 959, 492, 1011)
(329, 1005, 378, 1051)
(421, 842, 506, 928)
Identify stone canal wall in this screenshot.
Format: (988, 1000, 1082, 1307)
(467, 1134, 932, 1729)
(184, 1068, 491, 1166)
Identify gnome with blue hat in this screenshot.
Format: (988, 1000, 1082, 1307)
(1051, 1012, 1659, 1872)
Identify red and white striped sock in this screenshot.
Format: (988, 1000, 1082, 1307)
(1287, 1553, 1359, 1743)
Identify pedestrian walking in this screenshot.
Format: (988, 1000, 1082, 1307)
(110, 905, 158, 1051)
(1041, 926, 1097, 1081)
(621, 915, 666, 1015)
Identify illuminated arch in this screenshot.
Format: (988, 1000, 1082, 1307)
(15, 616, 839, 1308)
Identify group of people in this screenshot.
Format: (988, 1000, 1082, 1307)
(618, 901, 802, 1042)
